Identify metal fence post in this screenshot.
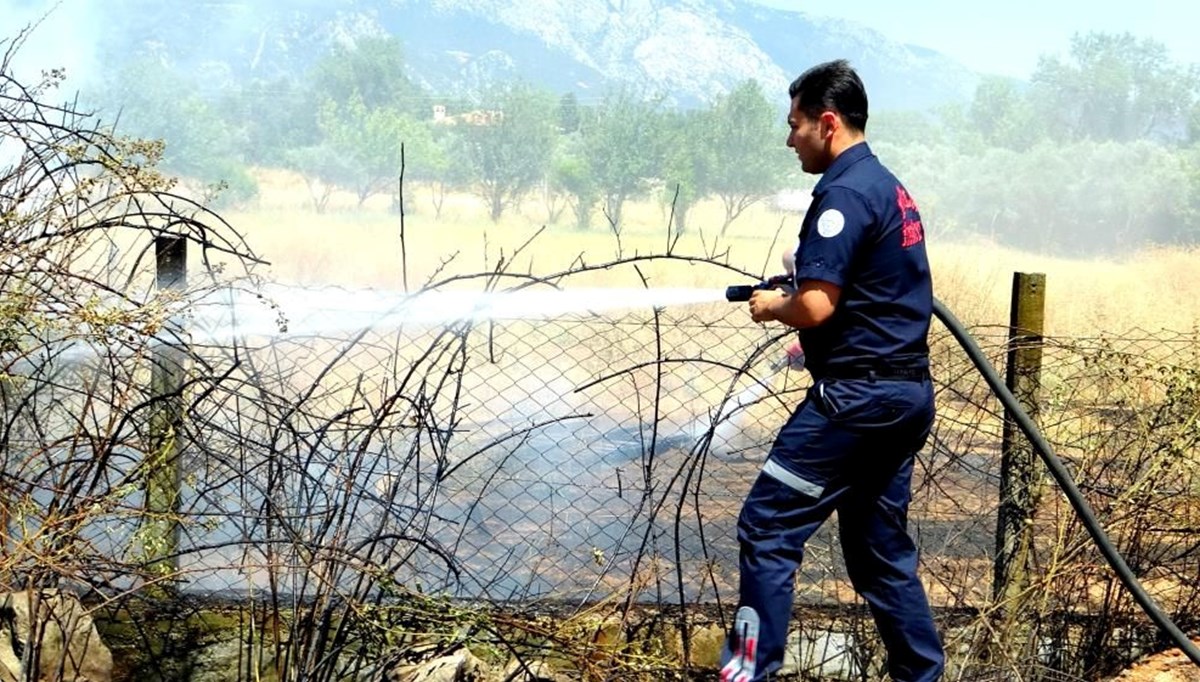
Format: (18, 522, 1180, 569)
(993, 272, 1046, 650)
(146, 235, 187, 584)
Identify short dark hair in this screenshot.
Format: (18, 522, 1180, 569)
(788, 60, 868, 132)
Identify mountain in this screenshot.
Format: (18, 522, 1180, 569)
(722, 3, 979, 110)
(379, 0, 979, 109)
(88, 0, 978, 111)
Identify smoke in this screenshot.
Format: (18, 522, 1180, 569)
(2, 0, 101, 87)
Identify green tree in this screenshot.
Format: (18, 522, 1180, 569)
(97, 57, 257, 206)
(219, 77, 320, 165)
(315, 95, 434, 207)
(705, 80, 789, 235)
(582, 88, 664, 231)
(551, 136, 599, 230)
(892, 139, 1196, 254)
(422, 127, 472, 219)
(967, 76, 1042, 150)
(558, 92, 581, 134)
(1185, 143, 1200, 232)
(658, 109, 711, 235)
(309, 36, 427, 117)
(459, 82, 558, 221)
(1031, 32, 1200, 142)
(535, 137, 571, 224)
(283, 143, 352, 213)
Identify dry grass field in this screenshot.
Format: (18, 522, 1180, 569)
(220, 168, 1200, 339)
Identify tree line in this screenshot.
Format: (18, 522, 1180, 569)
(95, 31, 1200, 254)
(874, 32, 1200, 254)
(94, 35, 793, 237)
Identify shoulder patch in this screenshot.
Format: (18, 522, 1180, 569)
(817, 209, 845, 238)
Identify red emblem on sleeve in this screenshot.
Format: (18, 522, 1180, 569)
(896, 186, 924, 248)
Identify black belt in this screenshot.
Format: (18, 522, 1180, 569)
(815, 366, 929, 383)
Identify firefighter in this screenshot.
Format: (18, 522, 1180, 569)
(721, 59, 943, 682)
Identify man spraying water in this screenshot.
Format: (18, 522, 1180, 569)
(721, 60, 943, 682)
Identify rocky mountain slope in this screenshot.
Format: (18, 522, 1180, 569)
(91, 0, 978, 110)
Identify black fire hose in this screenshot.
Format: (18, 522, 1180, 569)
(729, 277, 1199, 663)
(932, 298, 1200, 666)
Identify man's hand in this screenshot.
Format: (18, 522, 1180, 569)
(748, 289, 785, 323)
(748, 280, 841, 329)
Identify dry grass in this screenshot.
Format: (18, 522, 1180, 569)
(930, 238, 1200, 337)
(226, 169, 792, 289)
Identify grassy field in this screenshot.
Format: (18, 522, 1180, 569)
(221, 168, 1200, 339)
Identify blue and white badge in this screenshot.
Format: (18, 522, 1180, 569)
(817, 209, 845, 238)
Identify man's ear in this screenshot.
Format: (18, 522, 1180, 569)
(819, 110, 839, 139)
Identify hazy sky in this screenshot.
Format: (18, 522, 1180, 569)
(753, 0, 1199, 78)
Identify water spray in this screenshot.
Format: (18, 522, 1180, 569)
(185, 284, 735, 343)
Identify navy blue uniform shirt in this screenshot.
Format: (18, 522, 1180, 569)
(792, 142, 932, 376)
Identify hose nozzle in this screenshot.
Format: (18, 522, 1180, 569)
(724, 285, 755, 302)
(724, 274, 793, 302)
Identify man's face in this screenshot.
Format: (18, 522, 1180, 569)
(786, 97, 830, 174)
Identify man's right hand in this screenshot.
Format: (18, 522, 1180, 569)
(748, 289, 785, 323)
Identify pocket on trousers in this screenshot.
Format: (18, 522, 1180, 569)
(815, 379, 906, 426)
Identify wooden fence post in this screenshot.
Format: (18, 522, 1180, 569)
(993, 272, 1047, 651)
(146, 236, 187, 585)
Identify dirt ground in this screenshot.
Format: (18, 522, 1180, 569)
(1110, 639, 1200, 681)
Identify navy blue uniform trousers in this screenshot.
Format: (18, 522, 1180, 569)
(728, 375, 943, 681)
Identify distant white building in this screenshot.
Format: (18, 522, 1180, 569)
(432, 104, 504, 126)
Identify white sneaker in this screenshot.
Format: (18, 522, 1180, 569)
(720, 606, 760, 682)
